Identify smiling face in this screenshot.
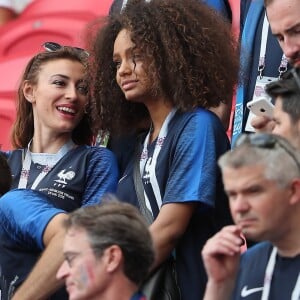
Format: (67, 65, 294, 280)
(267, 0, 300, 67)
(23, 58, 88, 137)
(113, 29, 152, 103)
(223, 164, 293, 242)
(56, 227, 109, 300)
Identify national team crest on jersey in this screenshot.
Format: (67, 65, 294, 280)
(54, 169, 76, 187)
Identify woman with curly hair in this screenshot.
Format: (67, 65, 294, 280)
(90, 0, 239, 298)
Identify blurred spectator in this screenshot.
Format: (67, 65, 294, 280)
(0, 0, 31, 26)
(252, 67, 300, 149)
(202, 133, 300, 300)
(0, 0, 16, 25)
(56, 200, 154, 300)
(231, 0, 287, 144)
(248, 0, 300, 136)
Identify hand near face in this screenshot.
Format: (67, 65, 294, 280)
(202, 225, 242, 283)
(251, 115, 275, 133)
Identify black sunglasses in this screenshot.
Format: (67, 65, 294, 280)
(281, 67, 300, 92)
(235, 133, 300, 171)
(42, 41, 89, 57)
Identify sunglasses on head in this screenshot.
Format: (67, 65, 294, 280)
(42, 41, 89, 57)
(281, 67, 300, 92)
(235, 133, 300, 171)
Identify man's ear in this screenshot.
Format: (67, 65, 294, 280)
(23, 81, 36, 103)
(103, 245, 123, 273)
(289, 178, 300, 205)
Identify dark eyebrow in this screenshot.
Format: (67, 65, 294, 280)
(279, 22, 300, 35)
(286, 22, 300, 34)
(50, 74, 69, 80)
(113, 46, 136, 60)
(63, 251, 79, 257)
(272, 22, 300, 38)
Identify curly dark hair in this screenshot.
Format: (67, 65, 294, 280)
(89, 0, 239, 134)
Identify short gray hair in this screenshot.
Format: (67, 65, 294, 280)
(219, 134, 300, 188)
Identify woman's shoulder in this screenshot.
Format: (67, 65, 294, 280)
(1, 148, 20, 153)
(174, 108, 225, 131)
(170, 109, 230, 149)
(2, 149, 23, 160)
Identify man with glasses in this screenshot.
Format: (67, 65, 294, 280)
(56, 201, 154, 300)
(202, 133, 300, 300)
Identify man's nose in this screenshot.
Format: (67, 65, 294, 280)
(282, 37, 300, 63)
(231, 195, 250, 214)
(56, 260, 69, 280)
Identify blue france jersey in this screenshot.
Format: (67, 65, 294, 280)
(117, 108, 232, 300)
(6, 145, 119, 210)
(0, 189, 66, 298)
(0, 145, 118, 299)
(232, 242, 300, 300)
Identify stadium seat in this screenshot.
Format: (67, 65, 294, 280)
(21, 0, 112, 19)
(0, 97, 16, 151)
(0, 55, 31, 150)
(0, 15, 94, 59)
(0, 0, 113, 59)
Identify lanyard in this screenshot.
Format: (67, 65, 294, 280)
(18, 140, 75, 190)
(140, 109, 176, 214)
(258, 14, 288, 79)
(261, 247, 300, 300)
(231, 0, 264, 146)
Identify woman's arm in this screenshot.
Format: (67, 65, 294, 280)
(149, 202, 197, 269)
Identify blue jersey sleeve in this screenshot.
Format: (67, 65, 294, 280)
(163, 110, 229, 207)
(0, 189, 65, 250)
(83, 147, 119, 206)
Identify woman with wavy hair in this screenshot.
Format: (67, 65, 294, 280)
(0, 43, 118, 299)
(90, 0, 239, 298)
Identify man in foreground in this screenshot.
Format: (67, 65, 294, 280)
(56, 201, 154, 300)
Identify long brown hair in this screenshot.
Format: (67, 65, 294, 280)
(11, 47, 94, 148)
